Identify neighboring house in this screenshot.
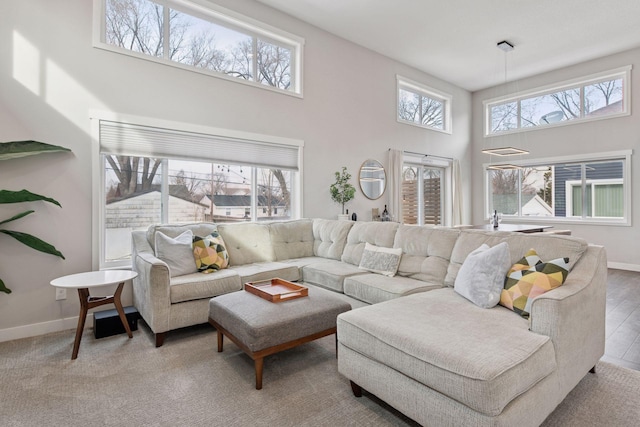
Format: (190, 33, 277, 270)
(200, 194, 289, 221)
(492, 193, 553, 217)
(105, 186, 207, 261)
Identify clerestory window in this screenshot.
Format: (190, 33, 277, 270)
(397, 76, 452, 133)
(485, 66, 631, 136)
(94, 0, 304, 96)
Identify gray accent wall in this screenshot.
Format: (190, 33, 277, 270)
(472, 47, 640, 270)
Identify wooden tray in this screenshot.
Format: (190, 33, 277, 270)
(244, 278, 308, 303)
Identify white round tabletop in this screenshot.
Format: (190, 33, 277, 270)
(50, 270, 138, 289)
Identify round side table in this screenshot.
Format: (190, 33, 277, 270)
(50, 270, 138, 360)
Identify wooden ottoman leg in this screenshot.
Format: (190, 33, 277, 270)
(217, 330, 224, 352)
(255, 357, 264, 390)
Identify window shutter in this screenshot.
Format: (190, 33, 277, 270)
(99, 120, 299, 171)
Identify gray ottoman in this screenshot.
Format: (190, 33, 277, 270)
(209, 286, 351, 389)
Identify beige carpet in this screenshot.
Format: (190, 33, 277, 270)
(1, 324, 639, 426)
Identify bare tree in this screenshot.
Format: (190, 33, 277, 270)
(106, 155, 161, 199)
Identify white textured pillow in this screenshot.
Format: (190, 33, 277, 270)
(154, 230, 197, 277)
(454, 242, 511, 309)
(358, 242, 403, 277)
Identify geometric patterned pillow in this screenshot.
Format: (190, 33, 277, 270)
(500, 248, 570, 319)
(192, 231, 229, 273)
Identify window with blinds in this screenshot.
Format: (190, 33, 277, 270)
(94, 116, 302, 269)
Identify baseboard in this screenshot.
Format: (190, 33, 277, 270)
(608, 262, 640, 272)
(0, 314, 93, 343)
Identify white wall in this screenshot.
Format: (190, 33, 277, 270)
(0, 0, 472, 337)
(471, 47, 640, 269)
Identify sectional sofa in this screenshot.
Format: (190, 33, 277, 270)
(131, 218, 606, 426)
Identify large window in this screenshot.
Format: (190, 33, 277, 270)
(402, 165, 444, 225)
(397, 76, 452, 133)
(94, 0, 304, 95)
(94, 114, 302, 269)
(486, 151, 630, 225)
(485, 66, 631, 136)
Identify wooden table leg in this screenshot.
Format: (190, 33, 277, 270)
(72, 288, 90, 360)
(254, 357, 264, 390)
(113, 282, 133, 339)
(217, 330, 224, 352)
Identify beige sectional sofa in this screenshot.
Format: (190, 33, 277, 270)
(131, 218, 606, 426)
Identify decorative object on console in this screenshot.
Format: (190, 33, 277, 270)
(358, 242, 403, 277)
(330, 166, 356, 217)
(500, 248, 570, 318)
(381, 205, 390, 221)
(454, 242, 511, 308)
(0, 140, 71, 294)
(351, 212, 357, 221)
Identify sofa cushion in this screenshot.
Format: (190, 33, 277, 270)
(217, 223, 275, 266)
(341, 222, 399, 266)
(337, 288, 556, 417)
(169, 269, 241, 303)
(343, 273, 441, 304)
(444, 229, 588, 287)
(230, 261, 300, 284)
(312, 219, 354, 260)
(394, 225, 459, 284)
(154, 230, 197, 277)
(192, 231, 229, 273)
(147, 223, 218, 251)
(302, 259, 367, 292)
(269, 219, 314, 261)
(500, 250, 571, 318)
(358, 243, 402, 277)
(454, 242, 512, 309)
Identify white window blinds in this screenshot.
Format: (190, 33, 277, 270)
(99, 120, 300, 170)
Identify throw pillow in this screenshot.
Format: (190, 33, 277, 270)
(454, 242, 512, 309)
(358, 242, 403, 277)
(154, 230, 197, 277)
(500, 248, 570, 318)
(193, 231, 229, 273)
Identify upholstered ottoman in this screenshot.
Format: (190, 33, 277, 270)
(208, 286, 351, 389)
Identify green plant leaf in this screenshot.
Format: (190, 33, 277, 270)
(0, 210, 34, 226)
(0, 230, 65, 259)
(0, 278, 11, 294)
(0, 140, 71, 161)
(0, 190, 61, 207)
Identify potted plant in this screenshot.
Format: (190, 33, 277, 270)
(330, 166, 356, 220)
(0, 140, 71, 294)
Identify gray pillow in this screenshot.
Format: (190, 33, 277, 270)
(358, 242, 403, 277)
(454, 242, 511, 308)
(154, 230, 197, 277)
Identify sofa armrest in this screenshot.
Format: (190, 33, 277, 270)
(132, 251, 172, 334)
(529, 244, 607, 396)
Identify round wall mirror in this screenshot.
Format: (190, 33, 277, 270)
(359, 159, 386, 200)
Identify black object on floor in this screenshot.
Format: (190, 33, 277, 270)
(93, 306, 139, 339)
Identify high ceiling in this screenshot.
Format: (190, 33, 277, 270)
(256, 0, 640, 92)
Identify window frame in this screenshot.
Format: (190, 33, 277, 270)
(484, 66, 631, 137)
(91, 111, 303, 270)
(483, 150, 632, 226)
(92, 0, 305, 97)
(565, 178, 624, 218)
(401, 162, 447, 226)
(396, 76, 452, 134)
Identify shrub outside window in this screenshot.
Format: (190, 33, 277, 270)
(485, 66, 631, 136)
(397, 76, 452, 133)
(96, 0, 304, 95)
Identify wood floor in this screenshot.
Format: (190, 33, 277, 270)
(602, 268, 640, 371)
